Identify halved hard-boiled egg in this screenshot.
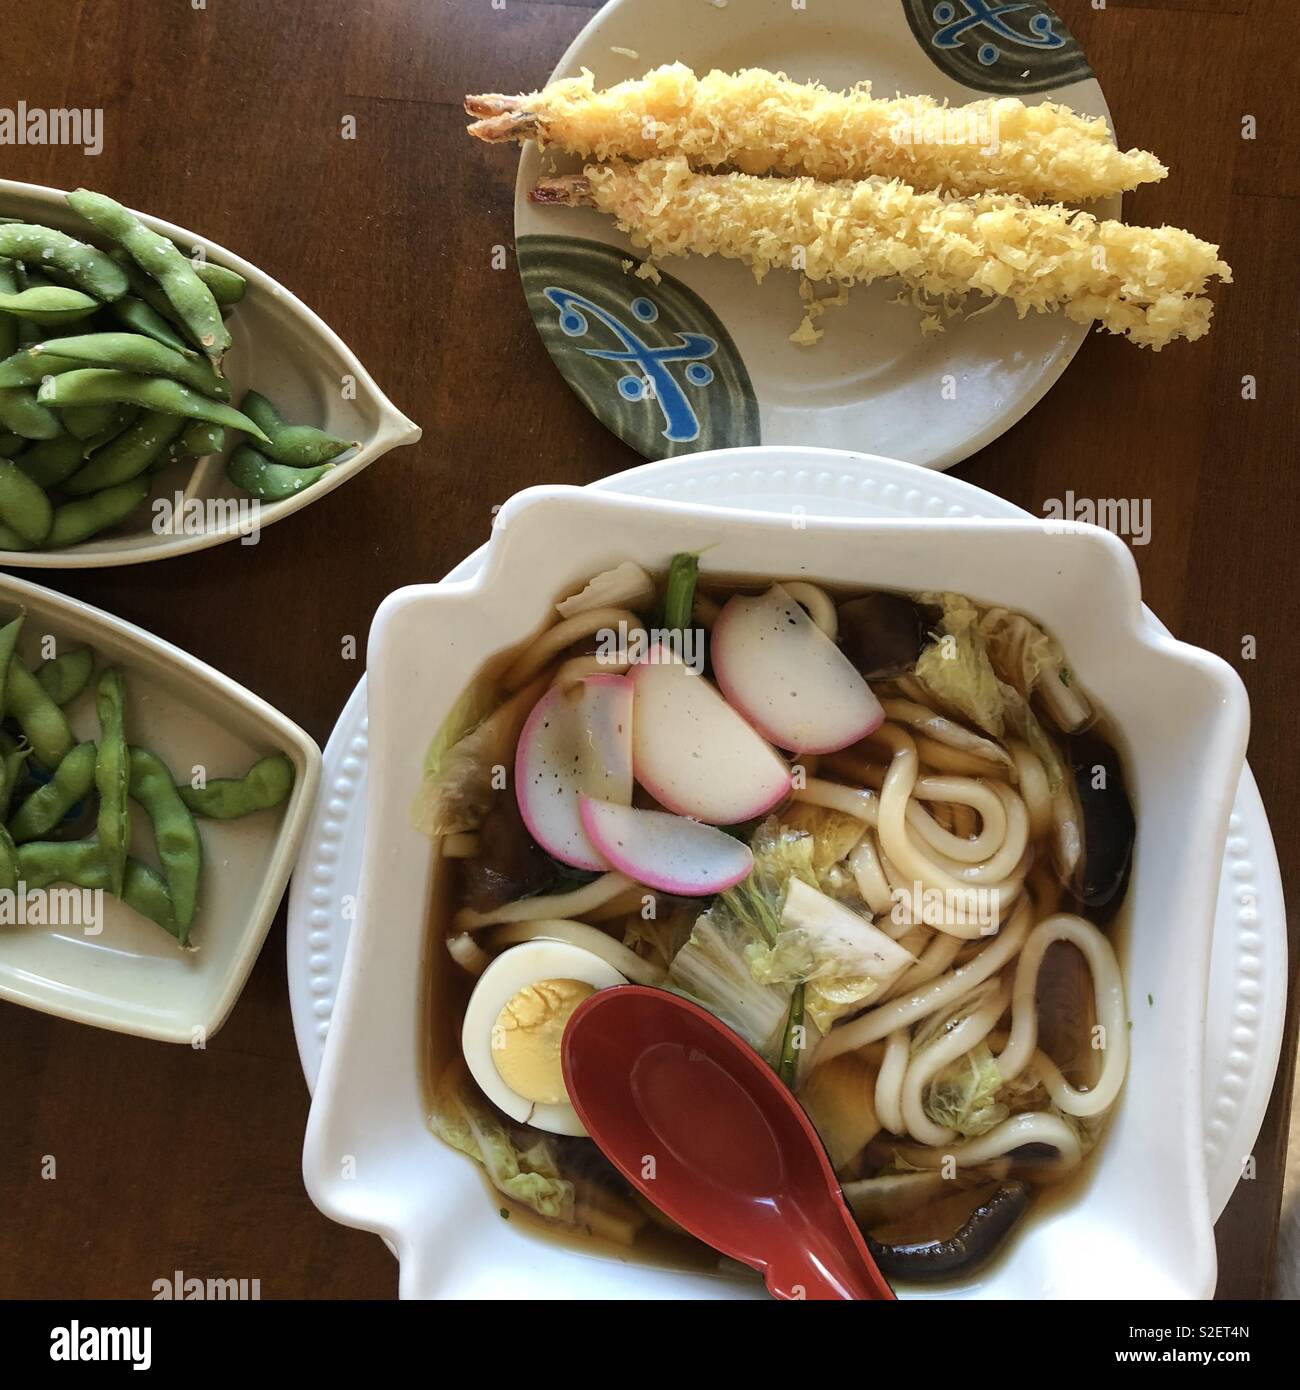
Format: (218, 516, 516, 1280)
(461, 939, 625, 1135)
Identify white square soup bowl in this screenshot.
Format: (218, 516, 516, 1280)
(304, 483, 1249, 1300)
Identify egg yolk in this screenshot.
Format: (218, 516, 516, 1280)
(491, 978, 596, 1105)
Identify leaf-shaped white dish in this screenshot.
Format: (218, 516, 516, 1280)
(0, 177, 421, 567)
(0, 570, 321, 1041)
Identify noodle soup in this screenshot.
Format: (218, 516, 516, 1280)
(416, 557, 1134, 1285)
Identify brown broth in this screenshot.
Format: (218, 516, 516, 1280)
(418, 578, 1134, 1290)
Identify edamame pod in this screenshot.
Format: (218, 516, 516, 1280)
(0, 522, 32, 552)
(77, 404, 141, 457)
(128, 746, 201, 937)
(179, 752, 294, 819)
(15, 838, 111, 892)
(29, 332, 229, 400)
(6, 659, 74, 767)
(0, 222, 128, 302)
(0, 430, 23, 455)
(0, 458, 53, 543)
(37, 370, 271, 442)
(13, 434, 85, 488)
(94, 670, 129, 896)
(193, 261, 246, 306)
(240, 391, 353, 466)
(66, 191, 229, 364)
(0, 286, 99, 327)
(227, 444, 333, 502)
(8, 740, 97, 843)
(13, 839, 181, 942)
(64, 411, 186, 495)
(0, 744, 30, 821)
(0, 352, 83, 388)
(0, 386, 62, 440)
(35, 647, 95, 706)
(61, 402, 119, 440)
(44, 476, 149, 548)
(0, 825, 18, 894)
(180, 420, 224, 456)
(0, 613, 23, 719)
(107, 296, 190, 353)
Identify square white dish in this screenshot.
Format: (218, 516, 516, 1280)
(304, 484, 1249, 1299)
(0, 177, 421, 567)
(0, 571, 321, 1042)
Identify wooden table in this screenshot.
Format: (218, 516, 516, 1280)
(0, 0, 1293, 1300)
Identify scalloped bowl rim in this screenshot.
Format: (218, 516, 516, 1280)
(304, 481, 1250, 1300)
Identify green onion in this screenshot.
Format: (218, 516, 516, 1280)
(661, 551, 699, 634)
(778, 983, 805, 1088)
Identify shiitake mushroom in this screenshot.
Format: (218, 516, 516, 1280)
(461, 795, 554, 912)
(836, 592, 937, 680)
(866, 1181, 1030, 1280)
(1067, 731, 1136, 917)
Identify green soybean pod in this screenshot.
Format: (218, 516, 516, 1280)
(29, 332, 228, 400)
(0, 285, 100, 326)
(122, 858, 182, 941)
(64, 411, 186, 495)
(180, 420, 224, 456)
(13, 434, 85, 488)
(35, 647, 95, 706)
(0, 824, 18, 893)
(8, 740, 98, 843)
(0, 744, 30, 821)
(37, 370, 270, 442)
(0, 386, 62, 440)
(193, 260, 246, 306)
(0, 458, 53, 543)
(0, 260, 18, 357)
(227, 444, 333, 502)
(179, 752, 295, 819)
(6, 659, 74, 767)
(77, 404, 141, 457)
(60, 401, 118, 440)
(0, 223, 127, 302)
(94, 670, 129, 896)
(43, 476, 149, 549)
(0, 430, 23, 455)
(0, 352, 82, 388)
(0, 613, 23, 719)
(239, 391, 354, 466)
(128, 746, 201, 936)
(107, 295, 191, 353)
(66, 191, 229, 364)
(0, 522, 32, 552)
(15, 838, 112, 892)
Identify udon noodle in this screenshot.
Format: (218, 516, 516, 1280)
(418, 559, 1135, 1284)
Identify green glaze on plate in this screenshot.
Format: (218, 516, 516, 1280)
(518, 235, 759, 459)
(901, 0, 1092, 95)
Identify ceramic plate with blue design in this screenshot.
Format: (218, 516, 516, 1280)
(512, 0, 1117, 470)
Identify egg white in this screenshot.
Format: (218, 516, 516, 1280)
(461, 939, 626, 1136)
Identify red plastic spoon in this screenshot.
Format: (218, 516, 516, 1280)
(562, 985, 896, 1301)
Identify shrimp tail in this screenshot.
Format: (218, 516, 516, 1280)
(529, 175, 594, 207)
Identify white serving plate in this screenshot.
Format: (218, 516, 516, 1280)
(303, 482, 1249, 1299)
(0, 572, 321, 1041)
(287, 449, 1286, 1224)
(0, 178, 421, 566)
(511, 0, 1118, 468)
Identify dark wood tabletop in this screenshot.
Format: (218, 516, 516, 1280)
(0, 0, 1293, 1301)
